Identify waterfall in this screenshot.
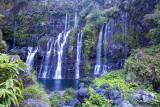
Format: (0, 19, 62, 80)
(65, 13, 68, 31)
(94, 26, 103, 75)
(54, 30, 71, 79)
(102, 23, 108, 73)
(75, 31, 83, 79)
(38, 55, 44, 78)
(13, 21, 17, 48)
(26, 47, 38, 72)
(42, 40, 53, 78)
(74, 12, 78, 28)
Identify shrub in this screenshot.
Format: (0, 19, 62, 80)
(24, 85, 50, 104)
(0, 55, 27, 107)
(82, 87, 112, 107)
(60, 88, 75, 103)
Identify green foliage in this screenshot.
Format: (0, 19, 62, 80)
(0, 55, 27, 107)
(83, 26, 97, 57)
(100, 69, 126, 80)
(103, 6, 120, 19)
(82, 87, 112, 107)
(50, 94, 59, 107)
(84, 60, 91, 75)
(24, 85, 50, 104)
(124, 46, 160, 91)
(144, 2, 160, 45)
(68, 28, 78, 58)
(0, 14, 4, 17)
(86, 9, 106, 29)
(151, 93, 160, 106)
(69, 28, 78, 46)
(61, 88, 75, 103)
(9, 49, 26, 60)
(125, 94, 138, 106)
(0, 30, 7, 53)
(93, 70, 139, 93)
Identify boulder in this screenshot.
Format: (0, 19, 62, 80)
(95, 88, 109, 99)
(110, 89, 120, 100)
(132, 93, 142, 100)
(135, 88, 144, 94)
(113, 97, 124, 105)
(76, 88, 90, 102)
(118, 100, 134, 107)
(79, 83, 86, 88)
(68, 98, 79, 106)
(100, 83, 110, 89)
(141, 91, 156, 103)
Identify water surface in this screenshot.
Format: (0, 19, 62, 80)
(38, 78, 80, 91)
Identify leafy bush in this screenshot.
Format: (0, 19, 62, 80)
(84, 60, 91, 75)
(24, 85, 50, 104)
(61, 88, 75, 103)
(125, 46, 160, 91)
(0, 55, 27, 107)
(93, 70, 139, 93)
(125, 94, 138, 106)
(82, 87, 112, 107)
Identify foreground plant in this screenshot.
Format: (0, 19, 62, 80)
(0, 55, 27, 107)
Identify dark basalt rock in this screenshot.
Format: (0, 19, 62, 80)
(76, 88, 90, 103)
(132, 93, 142, 100)
(100, 83, 110, 89)
(68, 98, 79, 106)
(141, 91, 156, 103)
(110, 89, 120, 100)
(95, 88, 109, 99)
(79, 83, 86, 88)
(113, 97, 124, 105)
(118, 100, 134, 107)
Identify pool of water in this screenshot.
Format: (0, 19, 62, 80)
(37, 78, 80, 91)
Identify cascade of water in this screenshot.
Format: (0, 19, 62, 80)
(38, 55, 44, 78)
(102, 23, 108, 73)
(41, 40, 53, 78)
(13, 21, 17, 48)
(74, 12, 78, 28)
(54, 30, 71, 79)
(94, 26, 103, 75)
(75, 31, 83, 79)
(26, 47, 38, 72)
(65, 13, 68, 31)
